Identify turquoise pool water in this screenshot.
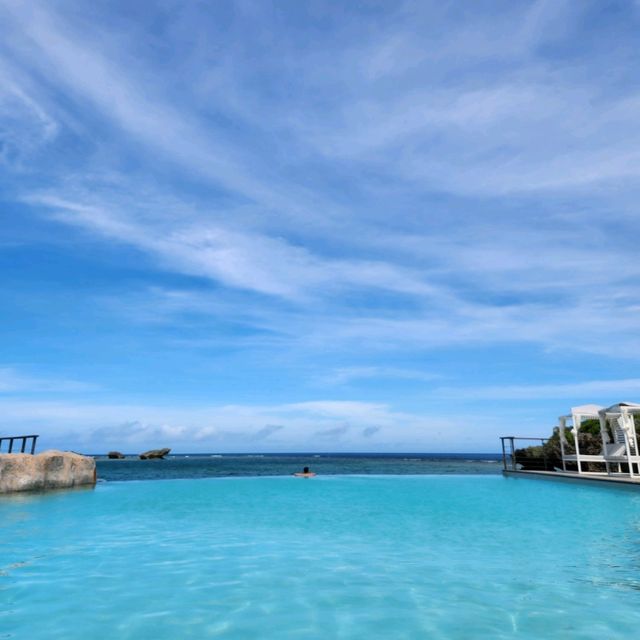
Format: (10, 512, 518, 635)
(2, 475, 640, 639)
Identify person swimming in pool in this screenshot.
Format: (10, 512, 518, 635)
(294, 466, 316, 477)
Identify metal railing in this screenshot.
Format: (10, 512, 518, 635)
(0, 434, 39, 454)
(500, 436, 549, 471)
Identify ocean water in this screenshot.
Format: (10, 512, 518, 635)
(2, 474, 640, 639)
(95, 453, 502, 481)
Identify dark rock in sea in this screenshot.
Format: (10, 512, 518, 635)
(139, 448, 171, 460)
(108, 451, 125, 459)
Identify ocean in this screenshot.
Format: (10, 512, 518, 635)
(95, 452, 503, 481)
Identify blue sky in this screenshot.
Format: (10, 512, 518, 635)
(2, 0, 640, 453)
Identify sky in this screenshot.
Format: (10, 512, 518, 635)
(2, 0, 640, 453)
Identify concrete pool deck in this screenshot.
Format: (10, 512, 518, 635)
(503, 469, 640, 487)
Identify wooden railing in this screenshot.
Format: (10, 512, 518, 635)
(0, 434, 39, 454)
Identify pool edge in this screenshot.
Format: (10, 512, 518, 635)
(503, 469, 640, 489)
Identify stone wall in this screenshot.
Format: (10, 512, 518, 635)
(0, 450, 97, 494)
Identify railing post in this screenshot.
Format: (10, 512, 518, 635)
(0, 434, 39, 455)
(510, 437, 516, 470)
(542, 438, 549, 470)
(500, 438, 507, 470)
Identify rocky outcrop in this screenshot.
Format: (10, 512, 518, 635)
(107, 451, 125, 459)
(0, 450, 97, 494)
(139, 448, 170, 460)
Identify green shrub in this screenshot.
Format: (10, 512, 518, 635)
(515, 420, 608, 470)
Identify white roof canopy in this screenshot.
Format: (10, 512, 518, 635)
(600, 402, 640, 415)
(559, 404, 604, 423)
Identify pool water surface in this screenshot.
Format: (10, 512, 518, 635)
(2, 475, 640, 639)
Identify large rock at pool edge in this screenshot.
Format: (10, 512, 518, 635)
(139, 448, 171, 460)
(0, 450, 97, 494)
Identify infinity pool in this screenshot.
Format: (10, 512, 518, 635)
(2, 475, 640, 639)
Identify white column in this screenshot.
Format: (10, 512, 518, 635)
(622, 411, 634, 478)
(629, 413, 639, 476)
(598, 411, 610, 475)
(573, 413, 582, 474)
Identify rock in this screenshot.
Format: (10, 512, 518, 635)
(139, 448, 171, 460)
(107, 451, 125, 459)
(0, 450, 97, 494)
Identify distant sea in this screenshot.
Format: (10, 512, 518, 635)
(95, 452, 502, 482)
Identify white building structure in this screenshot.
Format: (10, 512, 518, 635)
(559, 402, 640, 477)
(558, 404, 603, 473)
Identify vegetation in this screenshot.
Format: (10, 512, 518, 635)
(514, 419, 609, 471)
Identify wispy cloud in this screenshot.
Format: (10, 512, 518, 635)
(0, 367, 98, 394)
(0, 67, 58, 166)
(29, 194, 442, 302)
(322, 367, 441, 385)
(435, 379, 640, 401)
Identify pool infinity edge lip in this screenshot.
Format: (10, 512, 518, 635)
(504, 468, 640, 489)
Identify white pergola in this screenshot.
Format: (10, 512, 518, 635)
(558, 404, 604, 473)
(559, 402, 640, 477)
(598, 402, 640, 477)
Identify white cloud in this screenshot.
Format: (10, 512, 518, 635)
(0, 367, 98, 394)
(0, 65, 58, 166)
(0, 0, 344, 230)
(29, 193, 442, 302)
(322, 367, 440, 385)
(0, 398, 493, 452)
(435, 378, 640, 401)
